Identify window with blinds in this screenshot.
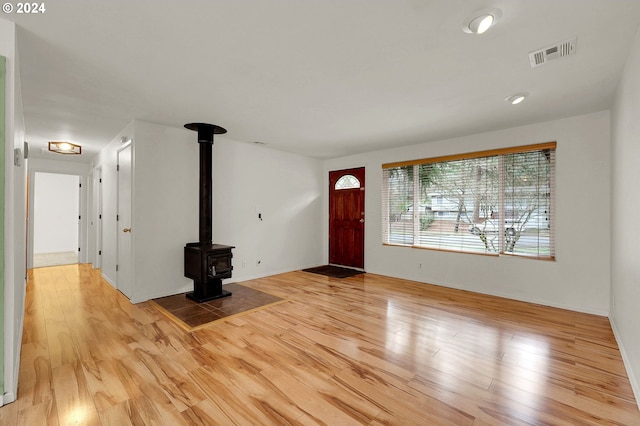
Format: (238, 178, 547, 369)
(382, 142, 555, 259)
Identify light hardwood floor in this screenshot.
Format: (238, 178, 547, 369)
(0, 264, 638, 425)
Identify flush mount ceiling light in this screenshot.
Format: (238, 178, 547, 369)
(505, 94, 527, 105)
(463, 8, 502, 34)
(48, 141, 82, 155)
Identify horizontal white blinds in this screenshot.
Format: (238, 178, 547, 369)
(382, 143, 555, 259)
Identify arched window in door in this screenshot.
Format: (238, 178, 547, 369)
(334, 174, 361, 190)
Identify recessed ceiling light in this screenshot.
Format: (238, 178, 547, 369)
(463, 9, 501, 34)
(505, 94, 527, 105)
(470, 14, 493, 34)
(48, 141, 82, 155)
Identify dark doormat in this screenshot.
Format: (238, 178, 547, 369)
(302, 265, 364, 279)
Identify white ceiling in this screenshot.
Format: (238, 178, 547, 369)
(7, 0, 640, 161)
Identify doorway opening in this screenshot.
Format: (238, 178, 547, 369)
(32, 172, 80, 268)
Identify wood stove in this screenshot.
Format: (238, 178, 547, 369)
(183, 122, 234, 302)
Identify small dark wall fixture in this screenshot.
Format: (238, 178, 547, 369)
(183, 122, 234, 302)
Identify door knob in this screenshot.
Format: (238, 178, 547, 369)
(359, 219, 365, 223)
(123, 228, 131, 233)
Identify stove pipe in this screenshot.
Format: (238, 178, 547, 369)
(184, 122, 227, 244)
(183, 122, 234, 303)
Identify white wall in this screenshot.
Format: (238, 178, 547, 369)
(1, 17, 26, 405)
(94, 121, 324, 302)
(213, 137, 324, 281)
(610, 25, 640, 406)
(324, 111, 611, 315)
(130, 121, 200, 302)
(33, 173, 79, 254)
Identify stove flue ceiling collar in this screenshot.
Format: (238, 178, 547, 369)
(184, 123, 227, 143)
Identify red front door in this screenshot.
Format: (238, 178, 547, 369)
(329, 167, 365, 269)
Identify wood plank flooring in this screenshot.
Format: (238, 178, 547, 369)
(1, 264, 638, 425)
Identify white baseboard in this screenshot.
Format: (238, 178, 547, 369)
(366, 268, 610, 317)
(1, 391, 16, 406)
(101, 272, 116, 288)
(609, 316, 640, 410)
(228, 263, 323, 283)
(132, 284, 192, 304)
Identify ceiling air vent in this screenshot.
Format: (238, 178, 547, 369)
(529, 36, 577, 68)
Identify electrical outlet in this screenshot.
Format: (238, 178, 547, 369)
(419, 263, 422, 268)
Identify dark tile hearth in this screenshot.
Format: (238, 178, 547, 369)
(151, 283, 283, 331)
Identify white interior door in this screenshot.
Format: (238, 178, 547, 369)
(91, 167, 103, 268)
(78, 176, 83, 263)
(117, 144, 133, 299)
